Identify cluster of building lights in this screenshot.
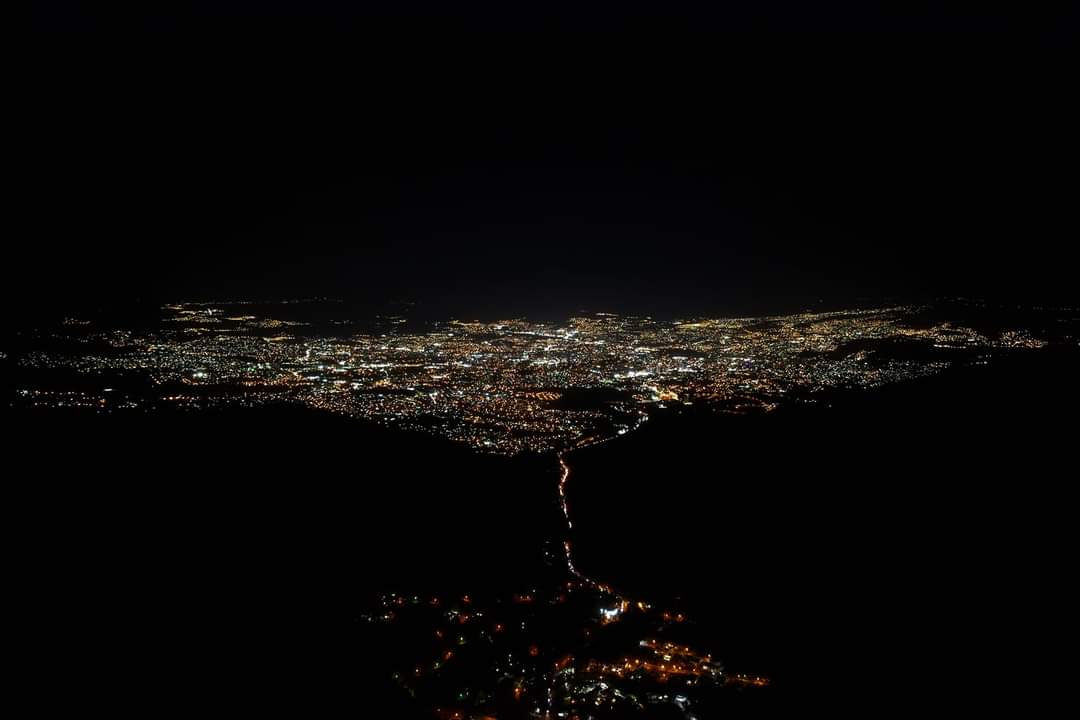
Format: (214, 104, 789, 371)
(12, 301, 1061, 455)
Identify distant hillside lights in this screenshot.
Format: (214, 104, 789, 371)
(997, 330, 1048, 349)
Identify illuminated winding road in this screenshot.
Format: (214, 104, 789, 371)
(555, 411, 650, 593)
(557, 454, 594, 585)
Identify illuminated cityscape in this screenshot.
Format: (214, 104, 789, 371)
(11, 300, 1059, 455)
(20, 4, 1080, 716)
(6, 297, 1075, 718)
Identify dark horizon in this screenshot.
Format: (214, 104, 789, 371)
(21, 4, 1079, 316)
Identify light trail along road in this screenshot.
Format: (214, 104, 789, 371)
(555, 411, 649, 593)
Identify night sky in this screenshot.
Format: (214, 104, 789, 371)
(23, 4, 1078, 318)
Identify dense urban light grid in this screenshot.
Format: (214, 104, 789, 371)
(14, 300, 1057, 454)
